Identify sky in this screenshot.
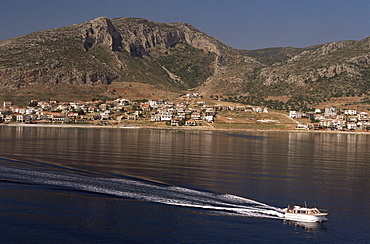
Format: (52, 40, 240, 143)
(1, 0, 370, 50)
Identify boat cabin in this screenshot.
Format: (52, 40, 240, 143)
(288, 208, 321, 215)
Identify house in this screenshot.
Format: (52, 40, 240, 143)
(67, 112, 79, 119)
(245, 106, 254, 112)
(113, 105, 124, 112)
(185, 119, 197, 126)
(53, 115, 69, 123)
(310, 123, 322, 130)
(100, 111, 110, 120)
(170, 118, 182, 126)
(185, 108, 193, 114)
(197, 101, 206, 106)
(57, 103, 69, 111)
(87, 105, 98, 113)
(149, 100, 165, 108)
(127, 114, 138, 120)
(314, 114, 325, 121)
(16, 114, 24, 122)
(344, 109, 357, 116)
(0, 109, 11, 115)
(150, 113, 161, 122)
(174, 113, 186, 120)
(25, 107, 36, 114)
(254, 107, 262, 113)
(348, 115, 358, 123)
(332, 119, 346, 130)
(347, 122, 357, 130)
(358, 112, 368, 121)
(3, 101, 11, 109)
(358, 121, 370, 130)
(140, 103, 151, 112)
(204, 108, 215, 122)
(320, 120, 332, 129)
(336, 115, 345, 120)
(75, 119, 87, 123)
(115, 98, 131, 106)
(289, 111, 302, 119)
(175, 104, 185, 113)
(38, 101, 51, 110)
(37, 111, 55, 120)
(99, 103, 108, 111)
(12, 107, 27, 114)
(25, 114, 37, 123)
(4, 114, 14, 122)
(289, 111, 297, 118)
(191, 112, 201, 120)
(295, 124, 309, 130)
(160, 111, 172, 121)
(185, 93, 199, 98)
(325, 107, 337, 117)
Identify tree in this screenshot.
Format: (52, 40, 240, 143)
(77, 109, 85, 115)
(29, 101, 38, 107)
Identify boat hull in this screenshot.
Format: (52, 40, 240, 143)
(284, 212, 327, 222)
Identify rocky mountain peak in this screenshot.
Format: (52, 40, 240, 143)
(83, 17, 122, 51)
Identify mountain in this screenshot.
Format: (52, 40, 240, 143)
(1, 16, 370, 110)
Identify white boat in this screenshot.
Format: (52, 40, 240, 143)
(283, 205, 328, 222)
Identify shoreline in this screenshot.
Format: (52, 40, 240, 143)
(2, 122, 370, 135)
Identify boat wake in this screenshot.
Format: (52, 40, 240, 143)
(0, 160, 284, 220)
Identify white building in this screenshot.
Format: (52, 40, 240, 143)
(160, 111, 172, 121)
(115, 98, 131, 106)
(347, 122, 357, 130)
(325, 107, 337, 117)
(344, 110, 357, 116)
(289, 111, 302, 119)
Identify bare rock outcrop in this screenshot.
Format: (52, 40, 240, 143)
(112, 18, 227, 58)
(83, 17, 122, 51)
(288, 41, 355, 63)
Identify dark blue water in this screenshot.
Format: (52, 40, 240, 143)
(0, 126, 369, 243)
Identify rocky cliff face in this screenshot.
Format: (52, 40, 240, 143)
(112, 18, 229, 57)
(113, 18, 186, 57)
(83, 17, 123, 52)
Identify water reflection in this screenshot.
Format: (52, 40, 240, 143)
(283, 219, 327, 233)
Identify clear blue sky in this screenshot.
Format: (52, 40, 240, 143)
(1, 0, 370, 50)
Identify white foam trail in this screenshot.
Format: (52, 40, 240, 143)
(0, 165, 285, 219)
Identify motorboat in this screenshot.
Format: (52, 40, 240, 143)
(283, 205, 328, 222)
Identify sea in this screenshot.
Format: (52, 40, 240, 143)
(0, 125, 369, 243)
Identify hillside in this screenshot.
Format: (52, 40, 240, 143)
(1, 16, 370, 110)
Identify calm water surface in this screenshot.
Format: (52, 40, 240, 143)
(0, 125, 369, 243)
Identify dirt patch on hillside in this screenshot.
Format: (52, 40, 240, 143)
(108, 81, 180, 100)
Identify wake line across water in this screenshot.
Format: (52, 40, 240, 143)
(0, 164, 285, 219)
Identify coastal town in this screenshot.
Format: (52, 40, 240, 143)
(1, 94, 370, 132)
(0, 94, 220, 127)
